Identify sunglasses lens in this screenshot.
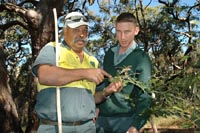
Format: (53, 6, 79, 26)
(66, 16, 88, 22)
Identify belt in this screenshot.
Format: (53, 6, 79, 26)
(40, 118, 93, 126)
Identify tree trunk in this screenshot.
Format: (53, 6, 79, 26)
(0, 44, 23, 133)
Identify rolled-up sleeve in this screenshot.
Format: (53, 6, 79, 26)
(32, 43, 56, 77)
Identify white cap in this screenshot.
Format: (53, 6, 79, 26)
(64, 12, 89, 28)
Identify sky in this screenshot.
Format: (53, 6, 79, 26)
(86, 0, 199, 33)
(87, 0, 198, 15)
(85, 0, 199, 34)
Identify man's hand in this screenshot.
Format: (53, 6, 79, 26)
(94, 80, 123, 104)
(86, 68, 112, 85)
(103, 81, 123, 97)
(126, 126, 139, 133)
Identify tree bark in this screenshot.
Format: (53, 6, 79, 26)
(0, 44, 23, 133)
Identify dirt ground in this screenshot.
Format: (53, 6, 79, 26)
(139, 116, 200, 133)
(140, 128, 200, 133)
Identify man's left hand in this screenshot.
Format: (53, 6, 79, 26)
(126, 126, 139, 133)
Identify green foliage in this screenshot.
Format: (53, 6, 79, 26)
(151, 49, 200, 128)
(109, 65, 150, 92)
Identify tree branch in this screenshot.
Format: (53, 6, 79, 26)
(0, 21, 28, 36)
(0, 3, 27, 15)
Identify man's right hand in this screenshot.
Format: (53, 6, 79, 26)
(86, 68, 112, 85)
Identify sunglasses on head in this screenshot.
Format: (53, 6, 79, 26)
(66, 16, 88, 22)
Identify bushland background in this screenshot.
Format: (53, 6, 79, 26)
(0, 0, 200, 132)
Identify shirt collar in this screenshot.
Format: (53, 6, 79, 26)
(111, 41, 137, 53)
(111, 41, 138, 66)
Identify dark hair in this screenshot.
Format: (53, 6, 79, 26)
(116, 12, 138, 26)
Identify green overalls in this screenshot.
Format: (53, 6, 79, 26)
(96, 43, 152, 133)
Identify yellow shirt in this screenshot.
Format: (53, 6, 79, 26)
(37, 42, 98, 95)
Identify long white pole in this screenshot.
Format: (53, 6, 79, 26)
(53, 8, 62, 133)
